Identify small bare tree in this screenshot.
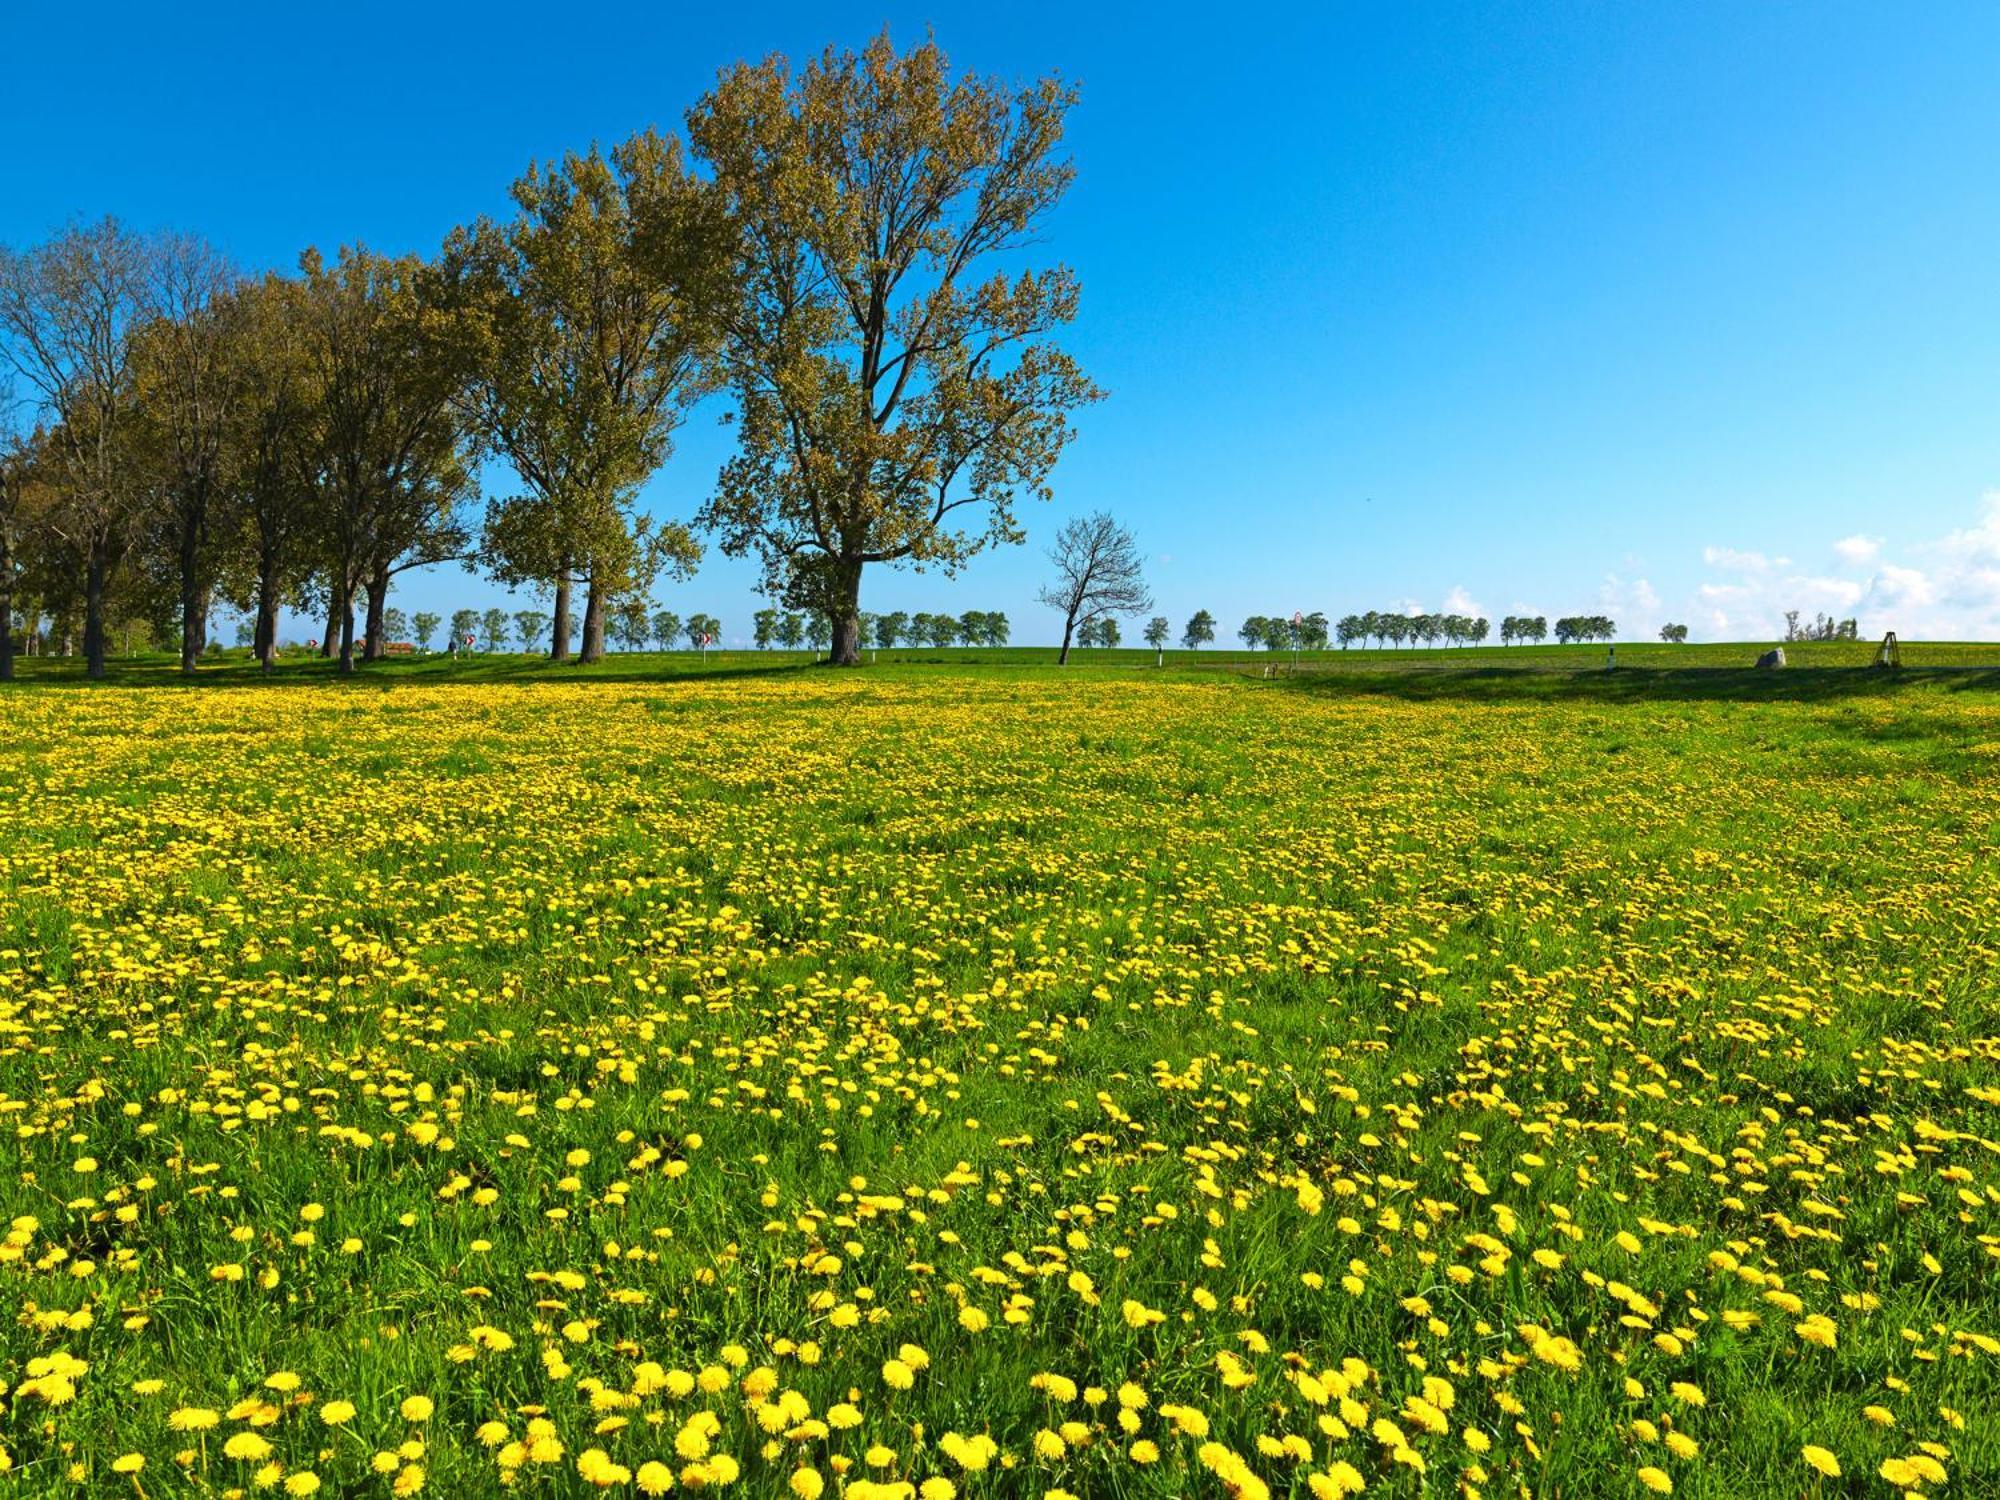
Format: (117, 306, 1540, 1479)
(1038, 511, 1150, 665)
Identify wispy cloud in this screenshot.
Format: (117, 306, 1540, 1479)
(1440, 585, 1485, 619)
(1833, 534, 1881, 565)
(1702, 546, 1770, 572)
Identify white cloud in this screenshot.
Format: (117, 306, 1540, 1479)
(1865, 563, 1934, 611)
(1789, 574, 1865, 609)
(1833, 534, 1881, 565)
(1702, 546, 1770, 572)
(1932, 491, 2000, 565)
(1943, 565, 2000, 607)
(1566, 572, 1667, 638)
(1440, 585, 1485, 619)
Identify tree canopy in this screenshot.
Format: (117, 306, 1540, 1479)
(691, 34, 1100, 664)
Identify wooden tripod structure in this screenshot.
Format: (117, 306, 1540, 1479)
(1874, 631, 1901, 668)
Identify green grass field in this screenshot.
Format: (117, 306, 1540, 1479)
(0, 657, 1996, 1496)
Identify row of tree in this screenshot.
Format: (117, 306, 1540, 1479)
(0, 34, 1094, 680)
(1222, 611, 1624, 650)
(1783, 611, 1859, 642)
(412, 606, 722, 654)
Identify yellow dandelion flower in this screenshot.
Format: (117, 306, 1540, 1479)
(223, 1432, 273, 1462)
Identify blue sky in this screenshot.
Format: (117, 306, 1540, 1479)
(7, 2, 1999, 643)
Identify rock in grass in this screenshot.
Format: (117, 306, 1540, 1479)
(1755, 647, 1786, 668)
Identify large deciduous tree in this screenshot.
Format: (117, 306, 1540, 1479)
(126, 234, 245, 673)
(0, 218, 154, 679)
(217, 274, 325, 672)
(1037, 510, 1150, 665)
(296, 246, 475, 674)
(689, 34, 1101, 665)
(451, 132, 730, 663)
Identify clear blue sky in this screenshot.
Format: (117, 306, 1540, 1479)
(7, 2, 1999, 643)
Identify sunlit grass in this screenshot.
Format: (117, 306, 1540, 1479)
(0, 669, 1996, 1495)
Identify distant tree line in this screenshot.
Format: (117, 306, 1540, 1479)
(1216, 610, 1500, 650)
(1784, 610, 1858, 643)
(751, 608, 1013, 651)
(1552, 615, 1617, 644)
(1011, 595, 1636, 654)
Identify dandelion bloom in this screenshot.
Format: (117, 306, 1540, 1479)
(1801, 1446, 1840, 1478)
(223, 1432, 273, 1462)
(1879, 1457, 1921, 1487)
(1794, 1315, 1838, 1349)
(1637, 1466, 1673, 1494)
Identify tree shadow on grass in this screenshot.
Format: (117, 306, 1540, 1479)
(0, 654, 819, 692)
(1273, 665, 2000, 705)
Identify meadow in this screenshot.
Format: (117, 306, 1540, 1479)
(1, 662, 1997, 1497)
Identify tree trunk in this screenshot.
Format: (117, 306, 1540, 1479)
(256, 587, 280, 672)
(321, 592, 340, 657)
(255, 548, 282, 672)
(550, 570, 572, 661)
(0, 525, 13, 682)
(578, 578, 606, 665)
(83, 544, 109, 681)
(336, 584, 356, 676)
(178, 506, 207, 674)
(363, 573, 389, 661)
(826, 557, 863, 666)
(1058, 614, 1076, 667)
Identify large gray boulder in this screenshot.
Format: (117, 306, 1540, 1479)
(1755, 647, 1786, 668)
